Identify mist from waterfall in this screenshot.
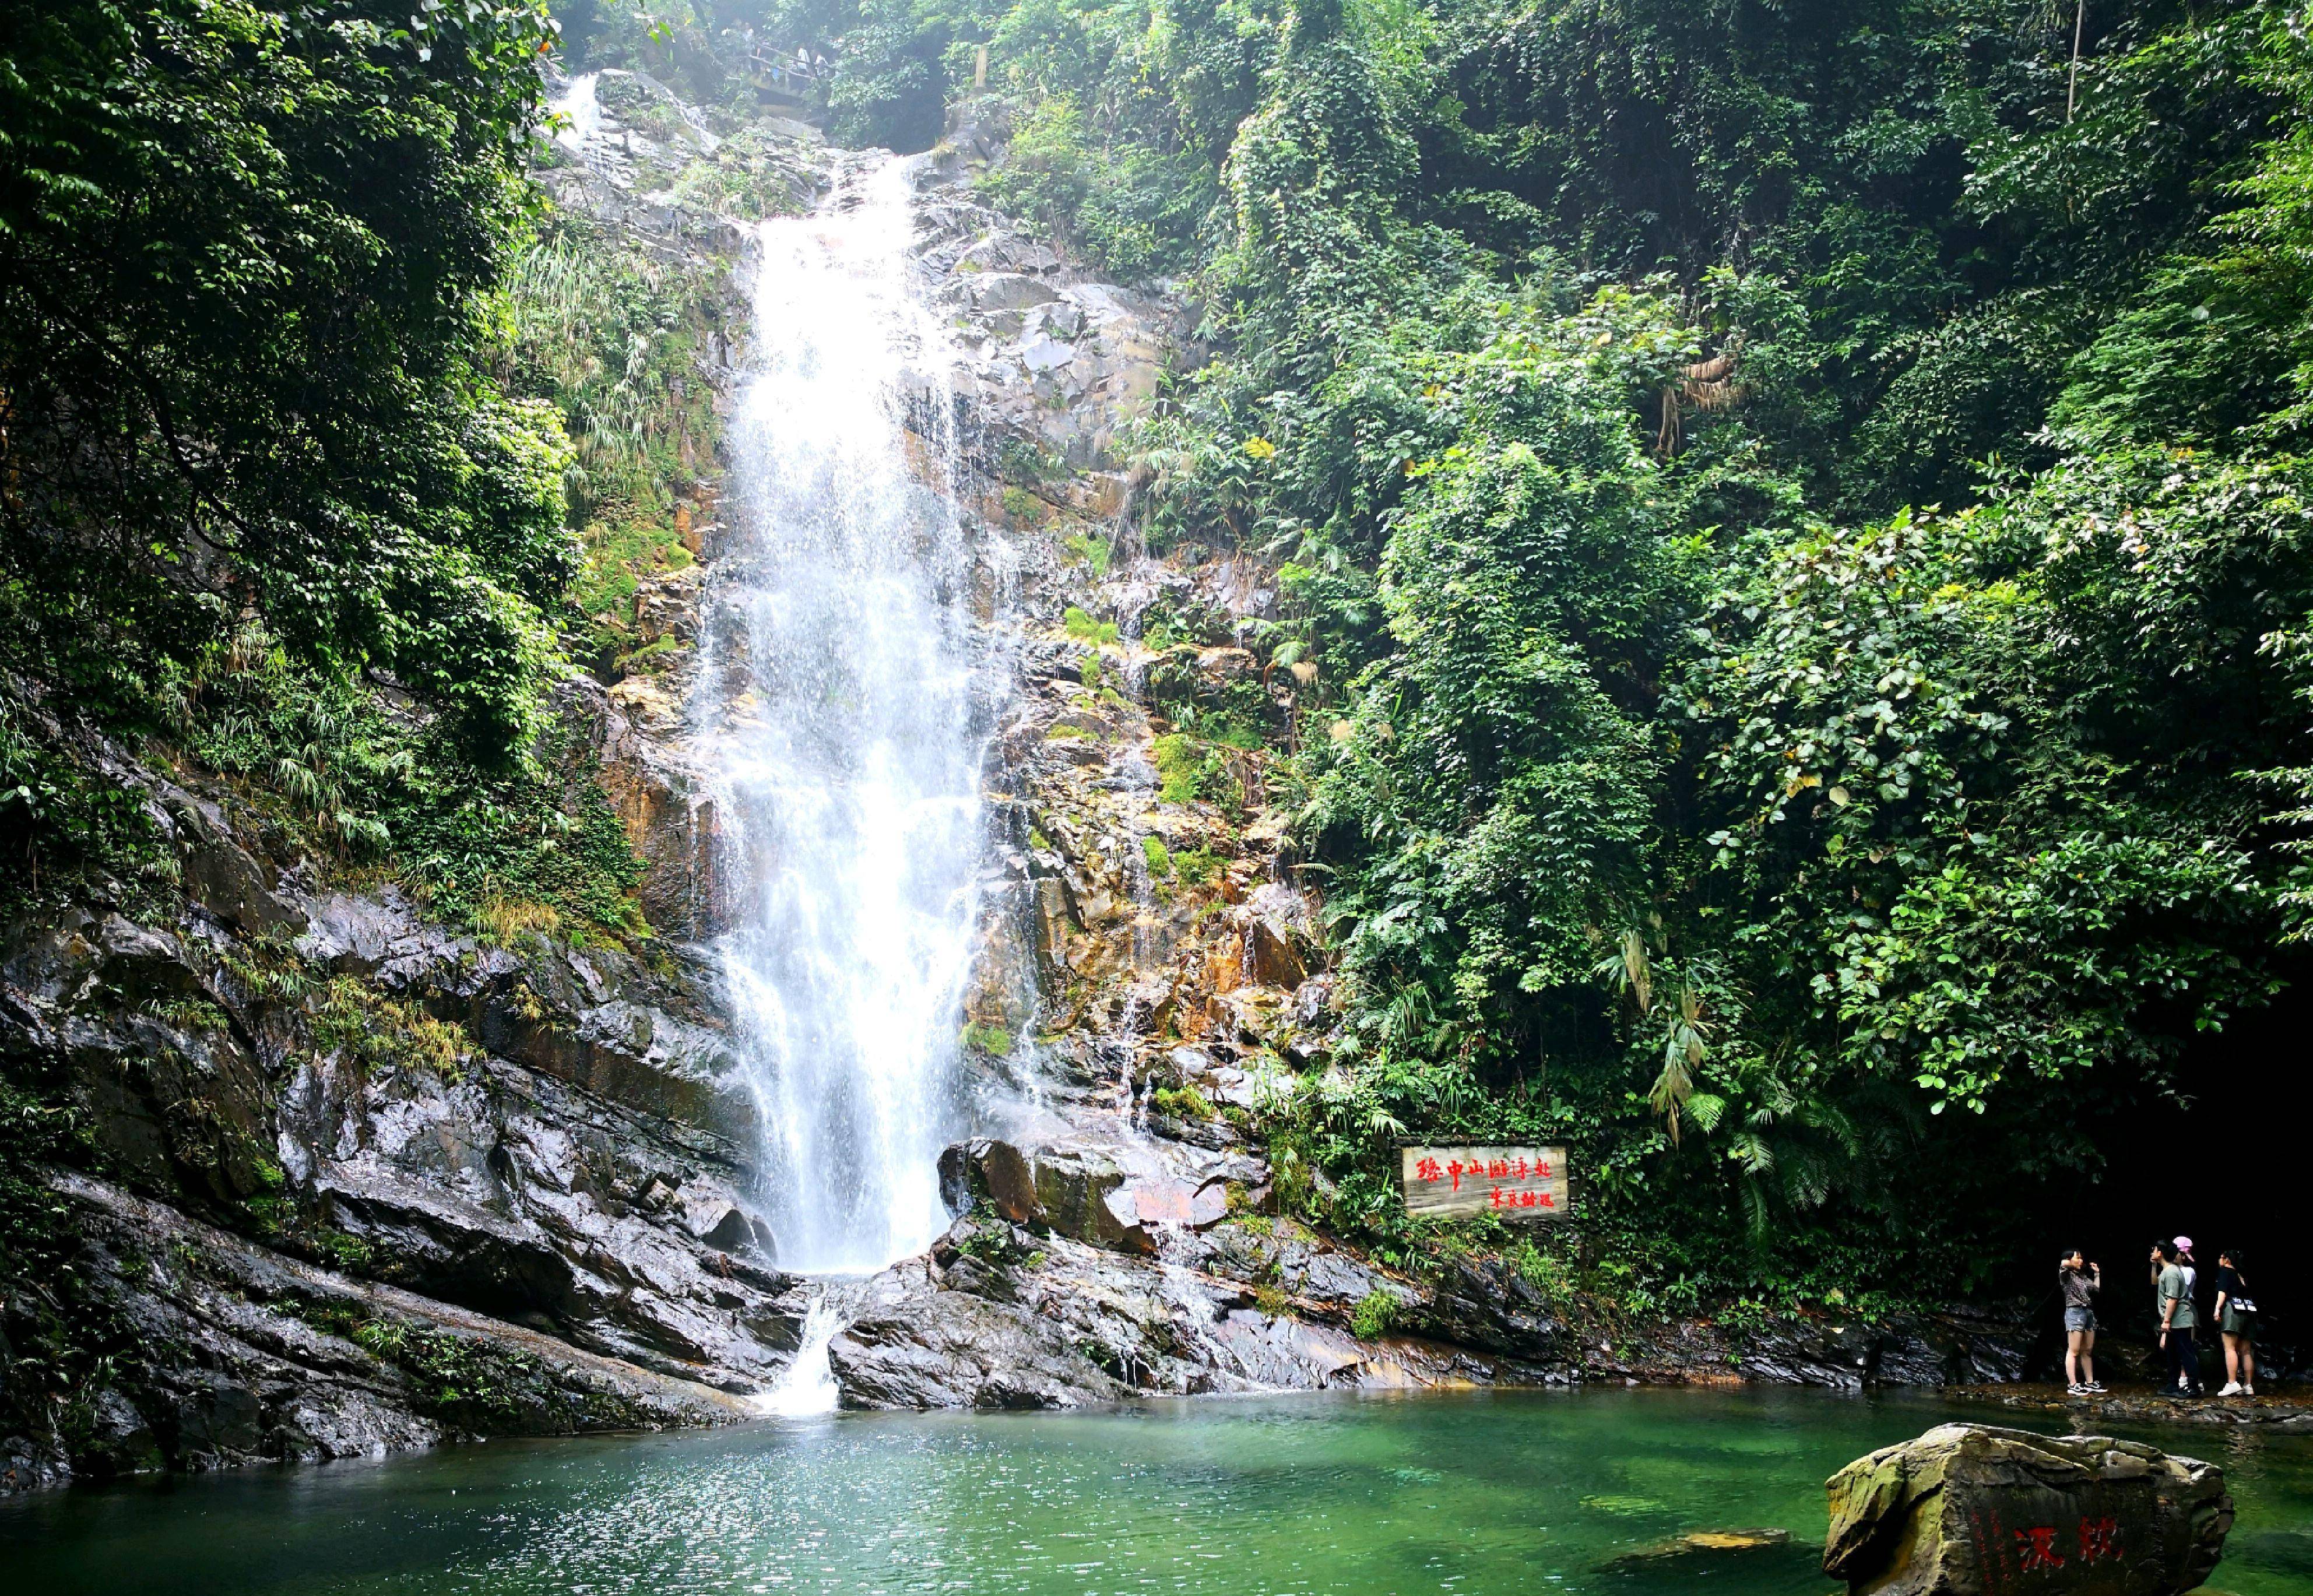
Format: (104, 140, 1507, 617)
(703, 157, 981, 1277)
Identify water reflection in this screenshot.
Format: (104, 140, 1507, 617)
(5, 1389, 2311, 1595)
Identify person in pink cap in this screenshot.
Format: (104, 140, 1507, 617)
(2152, 1238, 2203, 1397)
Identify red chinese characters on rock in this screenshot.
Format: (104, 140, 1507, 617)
(2012, 1517, 2122, 1577)
(2014, 1526, 2065, 1573)
(2078, 1516, 2120, 1565)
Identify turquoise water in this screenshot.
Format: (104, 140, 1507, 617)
(5, 1388, 2311, 1594)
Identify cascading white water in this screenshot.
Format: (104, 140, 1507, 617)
(753, 1291, 845, 1416)
(704, 157, 983, 1277)
(549, 71, 602, 150)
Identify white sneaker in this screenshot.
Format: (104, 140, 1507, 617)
(2244, 1384, 2256, 1397)
(2219, 1381, 2242, 1396)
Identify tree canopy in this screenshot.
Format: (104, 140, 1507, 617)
(1, 0, 571, 755)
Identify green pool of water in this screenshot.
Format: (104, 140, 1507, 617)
(5, 1388, 2311, 1594)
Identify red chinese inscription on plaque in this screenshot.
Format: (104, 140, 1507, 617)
(1399, 1146, 1569, 1221)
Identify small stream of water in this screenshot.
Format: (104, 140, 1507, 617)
(753, 1289, 848, 1417)
(549, 71, 601, 151)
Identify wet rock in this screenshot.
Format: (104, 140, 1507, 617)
(827, 1257, 1125, 1409)
(835, 1217, 1535, 1410)
(296, 888, 751, 1138)
(1027, 1147, 1141, 1253)
(1242, 916, 1305, 989)
(284, 1042, 801, 1386)
(954, 234, 1063, 277)
(1095, 1183, 1159, 1256)
(1730, 1308, 2029, 1388)
(0, 1435, 71, 1493)
(938, 1137, 1044, 1225)
(33, 1170, 754, 1482)
(158, 786, 305, 935)
(1607, 1527, 1793, 1566)
(1823, 1423, 2231, 1596)
(1403, 1254, 1562, 1362)
(19, 914, 280, 1211)
(1018, 331, 1075, 372)
(965, 272, 1061, 312)
(691, 1200, 775, 1255)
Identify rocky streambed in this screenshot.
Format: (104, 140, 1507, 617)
(0, 78, 2029, 1493)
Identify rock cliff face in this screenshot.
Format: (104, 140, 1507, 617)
(0, 79, 2026, 1491)
(0, 726, 809, 1489)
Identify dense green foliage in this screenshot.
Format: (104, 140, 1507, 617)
(15, 0, 2313, 1325)
(2, 0, 572, 748)
(502, 218, 717, 644)
(0, 0, 668, 937)
(734, 0, 2313, 1301)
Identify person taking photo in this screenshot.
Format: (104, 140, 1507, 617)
(2059, 1250, 2103, 1395)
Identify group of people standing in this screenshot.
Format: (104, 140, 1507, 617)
(2057, 1239, 2258, 1398)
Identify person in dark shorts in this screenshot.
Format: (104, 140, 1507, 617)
(2214, 1246, 2257, 1397)
(2154, 1238, 2202, 1397)
(2059, 1249, 2103, 1394)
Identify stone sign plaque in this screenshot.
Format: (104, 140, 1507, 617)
(1400, 1145, 1569, 1221)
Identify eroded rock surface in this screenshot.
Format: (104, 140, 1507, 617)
(830, 1156, 1534, 1409)
(0, 1172, 753, 1492)
(0, 735, 821, 1485)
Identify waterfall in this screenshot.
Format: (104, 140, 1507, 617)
(549, 71, 601, 152)
(703, 157, 982, 1276)
(753, 1290, 845, 1417)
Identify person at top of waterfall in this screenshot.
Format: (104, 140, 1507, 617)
(2214, 1246, 2258, 1398)
(2154, 1238, 2203, 1398)
(2059, 1250, 2103, 1396)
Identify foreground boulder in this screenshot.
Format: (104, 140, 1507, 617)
(1825, 1424, 2231, 1595)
